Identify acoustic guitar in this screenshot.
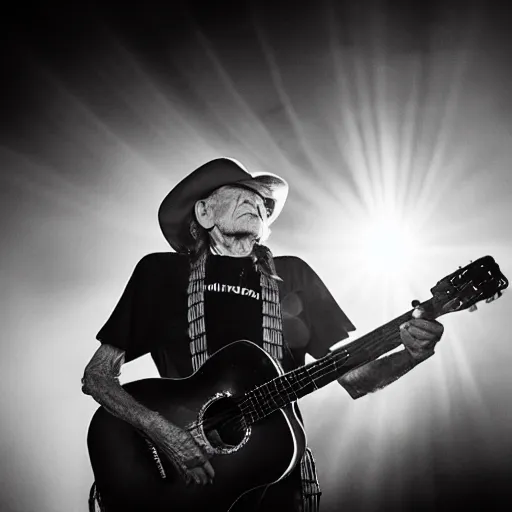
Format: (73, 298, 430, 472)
(87, 255, 508, 511)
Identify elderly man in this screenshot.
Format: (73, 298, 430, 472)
(83, 158, 443, 512)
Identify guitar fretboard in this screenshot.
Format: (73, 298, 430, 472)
(239, 309, 415, 425)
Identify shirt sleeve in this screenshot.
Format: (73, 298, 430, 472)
(96, 254, 162, 363)
(277, 256, 356, 359)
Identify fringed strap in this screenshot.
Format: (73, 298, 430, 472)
(300, 447, 322, 512)
(261, 272, 284, 361)
(188, 252, 208, 372)
(89, 483, 106, 512)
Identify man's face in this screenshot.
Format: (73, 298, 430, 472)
(206, 185, 269, 239)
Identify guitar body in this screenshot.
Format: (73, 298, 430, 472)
(87, 341, 307, 512)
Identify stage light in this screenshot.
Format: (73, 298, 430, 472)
(353, 205, 423, 280)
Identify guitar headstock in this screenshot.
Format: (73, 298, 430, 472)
(426, 256, 508, 318)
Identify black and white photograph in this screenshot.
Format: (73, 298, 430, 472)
(2, 1, 512, 511)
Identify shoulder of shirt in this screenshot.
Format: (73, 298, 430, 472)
(273, 256, 319, 289)
(273, 255, 313, 272)
(135, 251, 189, 272)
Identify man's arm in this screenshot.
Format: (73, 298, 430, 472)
(82, 344, 214, 484)
(337, 310, 443, 399)
(82, 344, 156, 431)
(338, 348, 433, 399)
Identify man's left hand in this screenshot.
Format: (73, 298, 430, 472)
(400, 308, 444, 363)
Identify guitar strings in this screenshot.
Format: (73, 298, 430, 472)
(214, 314, 408, 431)
(193, 311, 412, 436)
(236, 311, 411, 420)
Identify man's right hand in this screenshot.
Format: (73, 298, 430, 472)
(144, 413, 215, 486)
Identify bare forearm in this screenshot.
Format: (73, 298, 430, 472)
(82, 373, 158, 432)
(82, 345, 157, 432)
(338, 349, 433, 399)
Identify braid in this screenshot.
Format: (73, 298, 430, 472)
(188, 217, 210, 264)
(251, 243, 282, 282)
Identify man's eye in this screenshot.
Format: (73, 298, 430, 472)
(263, 198, 275, 218)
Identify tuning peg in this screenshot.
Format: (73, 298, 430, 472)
(485, 290, 504, 303)
(468, 304, 478, 312)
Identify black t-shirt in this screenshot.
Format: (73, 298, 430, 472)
(95, 252, 355, 510)
(96, 252, 355, 376)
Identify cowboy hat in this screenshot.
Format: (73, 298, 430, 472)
(158, 157, 289, 253)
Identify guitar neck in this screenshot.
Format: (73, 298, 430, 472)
(240, 255, 510, 425)
(241, 308, 416, 425)
(304, 308, 414, 391)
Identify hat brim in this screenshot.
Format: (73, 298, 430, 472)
(158, 158, 288, 252)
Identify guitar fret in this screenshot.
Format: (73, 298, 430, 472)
(282, 374, 298, 401)
(304, 366, 318, 390)
(268, 382, 281, 410)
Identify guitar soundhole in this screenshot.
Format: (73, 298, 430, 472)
(202, 396, 248, 451)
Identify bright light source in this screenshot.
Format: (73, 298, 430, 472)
(353, 206, 422, 279)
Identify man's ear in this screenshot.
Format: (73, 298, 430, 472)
(194, 199, 215, 230)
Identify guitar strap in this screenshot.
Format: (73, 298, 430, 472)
(187, 250, 321, 512)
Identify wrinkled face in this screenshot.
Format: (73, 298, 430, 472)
(202, 185, 270, 239)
